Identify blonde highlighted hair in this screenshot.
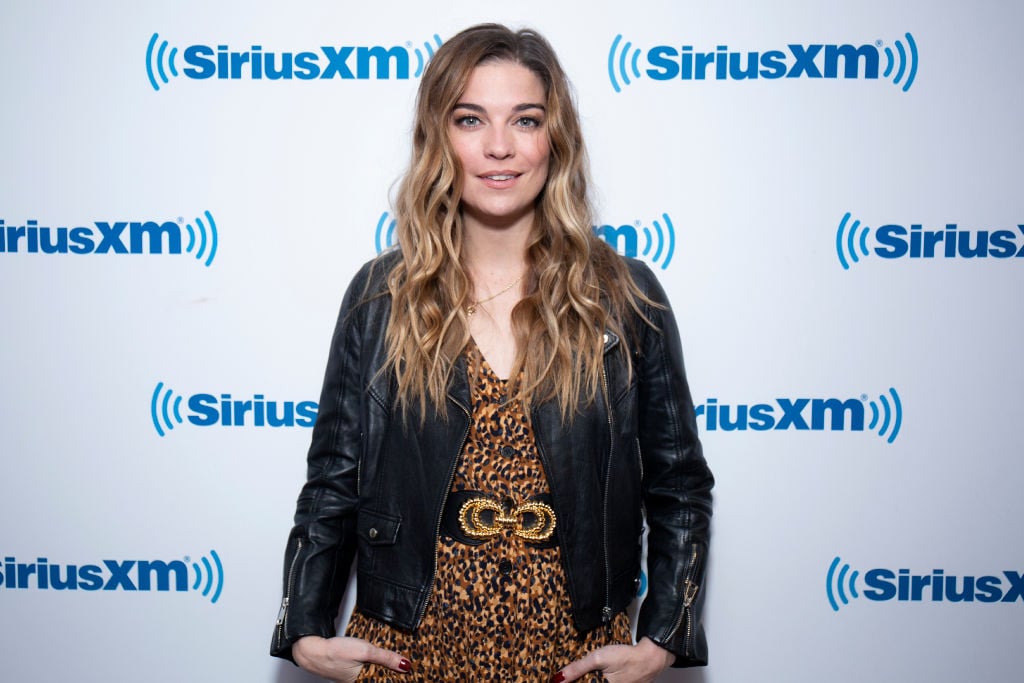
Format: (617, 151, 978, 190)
(384, 23, 651, 420)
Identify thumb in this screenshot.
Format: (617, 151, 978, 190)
(359, 642, 413, 674)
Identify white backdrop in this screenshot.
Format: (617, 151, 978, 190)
(2, 1, 1022, 681)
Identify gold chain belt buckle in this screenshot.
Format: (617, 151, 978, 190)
(457, 497, 556, 543)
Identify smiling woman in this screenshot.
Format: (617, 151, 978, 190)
(449, 61, 551, 239)
(450, 60, 552, 378)
(270, 23, 713, 683)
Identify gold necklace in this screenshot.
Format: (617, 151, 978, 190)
(467, 273, 524, 318)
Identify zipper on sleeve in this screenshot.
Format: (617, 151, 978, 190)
(664, 544, 701, 644)
(275, 537, 304, 648)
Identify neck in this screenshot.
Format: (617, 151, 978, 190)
(462, 216, 531, 282)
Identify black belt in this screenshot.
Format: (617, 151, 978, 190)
(442, 490, 558, 549)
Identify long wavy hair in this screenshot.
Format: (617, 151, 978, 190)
(384, 23, 651, 421)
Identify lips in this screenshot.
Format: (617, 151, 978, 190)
(478, 171, 522, 189)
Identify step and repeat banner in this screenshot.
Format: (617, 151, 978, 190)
(1, 1, 1021, 681)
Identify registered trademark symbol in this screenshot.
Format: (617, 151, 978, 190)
(184, 555, 191, 562)
(406, 41, 412, 48)
(634, 220, 642, 227)
(860, 394, 868, 401)
(875, 40, 883, 47)
(177, 216, 184, 224)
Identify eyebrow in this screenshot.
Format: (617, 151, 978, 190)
(452, 102, 546, 113)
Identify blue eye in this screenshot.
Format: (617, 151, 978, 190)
(455, 115, 481, 127)
(515, 116, 542, 128)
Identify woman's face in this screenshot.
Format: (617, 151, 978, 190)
(449, 60, 551, 232)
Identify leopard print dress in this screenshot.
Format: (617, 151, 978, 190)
(346, 345, 632, 682)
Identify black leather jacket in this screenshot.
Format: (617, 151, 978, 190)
(271, 251, 714, 667)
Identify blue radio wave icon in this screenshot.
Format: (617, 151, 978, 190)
(882, 32, 919, 92)
(184, 211, 218, 267)
(826, 556, 860, 612)
(641, 213, 676, 270)
(151, 382, 184, 437)
(146, 33, 179, 92)
(596, 213, 676, 270)
(608, 35, 643, 93)
(836, 212, 871, 270)
(189, 549, 224, 604)
(866, 387, 903, 444)
(374, 211, 397, 254)
(411, 34, 444, 78)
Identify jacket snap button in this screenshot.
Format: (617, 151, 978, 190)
(368, 527, 378, 539)
(498, 559, 513, 575)
(500, 445, 516, 457)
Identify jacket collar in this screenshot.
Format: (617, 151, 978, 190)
(445, 330, 618, 412)
(603, 329, 620, 353)
(446, 351, 471, 414)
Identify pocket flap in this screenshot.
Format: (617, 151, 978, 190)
(358, 509, 401, 546)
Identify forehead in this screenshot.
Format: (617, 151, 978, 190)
(457, 61, 546, 107)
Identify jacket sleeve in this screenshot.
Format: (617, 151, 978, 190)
(270, 260, 378, 663)
(630, 261, 714, 667)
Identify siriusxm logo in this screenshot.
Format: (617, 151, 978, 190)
(595, 214, 676, 270)
(374, 211, 677, 270)
(146, 32, 442, 91)
(696, 388, 902, 443)
(0, 211, 218, 267)
(827, 556, 1024, 611)
(608, 32, 917, 92)
(151, 382, 317, 436)
(836, 212, 1024, 269)
(1, 550, 223, 603)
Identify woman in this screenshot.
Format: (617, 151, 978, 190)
(271, 23, 713, 683)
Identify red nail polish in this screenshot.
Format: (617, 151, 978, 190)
(550, 673, 565, 683)
(399, 658, 412, 673)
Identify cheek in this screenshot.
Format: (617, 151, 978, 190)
(532, 139, 551, 174)
(449, 132, 476, 171)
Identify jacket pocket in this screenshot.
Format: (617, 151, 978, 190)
(358, 509, 402, 546)
(357, 509, 401, 575)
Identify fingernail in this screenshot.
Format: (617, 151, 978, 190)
(550, 673, 565, 683)
(399, 658, 412, 673)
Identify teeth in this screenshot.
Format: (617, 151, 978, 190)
(486, 175, 515, 181)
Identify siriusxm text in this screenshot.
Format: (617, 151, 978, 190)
(595, 224, 642, 257)
(183, 44, 410, 80)
(648, 43, 882, 81)
(0, 219, 181, 255)
(863, 568, 1024, 603)
(188, 394, 317, 428)
(2, 556, 190, 592)
(696, 397, 864, 431)
(874, 224, 1024, 259)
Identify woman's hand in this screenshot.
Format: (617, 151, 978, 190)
(551, 637, 675, 683)
(292, 635, 411, 683)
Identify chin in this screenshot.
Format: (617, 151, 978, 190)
(464, 202, 537, 228)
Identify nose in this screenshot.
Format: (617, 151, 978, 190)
(483, 125, 514, 159)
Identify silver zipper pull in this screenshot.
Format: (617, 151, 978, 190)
(683, 579, 699, 608)
(276, 597, 289, 625)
